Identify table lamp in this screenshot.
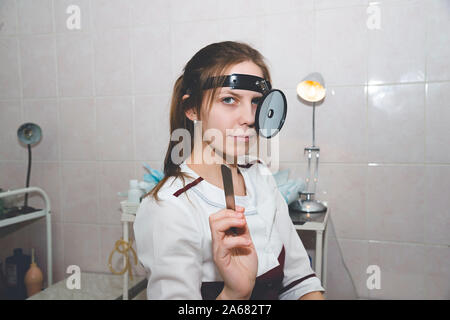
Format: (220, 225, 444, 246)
(293, 72, 327, 213)
(17, 122, 42, 214)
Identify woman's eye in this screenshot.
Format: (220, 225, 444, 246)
(222, 97, 236, 104)
(221, 96, 261, 105)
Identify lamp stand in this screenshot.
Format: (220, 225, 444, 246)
(292, 102, 327, 213)
(24, 144, 31, 207)
(20, 144, 37, 214)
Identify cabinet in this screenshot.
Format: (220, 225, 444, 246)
(0, 187, 52, 287)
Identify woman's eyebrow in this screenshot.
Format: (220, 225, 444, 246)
(220, 90, 263, 98)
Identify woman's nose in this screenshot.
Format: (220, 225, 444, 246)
(240, 100, 256, 126)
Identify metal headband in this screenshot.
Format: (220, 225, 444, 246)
(202, 73, 272, 95)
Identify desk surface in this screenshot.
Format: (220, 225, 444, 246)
(27, 272, 147, 300)
(289, 206, 329, 231)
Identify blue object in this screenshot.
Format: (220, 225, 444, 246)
(142, 163, 165, 190)
(276, 179, 306, 205)
(273, 169, 290, 185)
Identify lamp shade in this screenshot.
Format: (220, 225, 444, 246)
(296, 72, 326, 103)
(17, 123, 42, 145)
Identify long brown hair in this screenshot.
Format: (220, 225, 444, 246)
(144, 41, 272, 202)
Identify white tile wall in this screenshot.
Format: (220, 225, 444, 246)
(367, 84, 425, 163)
(425, 0, 450, 82)
(91, 0, 130, 31)
(367, 1, 426, 84)
(425, 82, 450, 163)
(263, 11, 314, 89)
(314, 5, 368, 86)
(61, 161, 99, 224)
(20, 35, 57, 98)
(132, 25, 172, 95)
(366, 165, 425, 243)
(134, 95, 171, 161)
(368, 241, 426, 299)
(93, 29, 132, 96)
(423, 165, 450, 245)
(95, 96, 134, 160)
(0, 99, 23, 161)
(17, 0, 53, 34)
(131, 0, 170, 27)
(59, 98, 96, 160)
(56, 33, 94, 97)
(316, 86, 367, 163)
(0, 0, 18, 36)
(0, 38, 20, 98)
(0, 0, 449, 299)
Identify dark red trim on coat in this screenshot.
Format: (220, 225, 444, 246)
(173, 177, 204, 197)
(279, 273, 317, 295)
(237, 159, 262, 169)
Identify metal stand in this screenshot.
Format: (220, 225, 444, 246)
(297, 102, 327, 213)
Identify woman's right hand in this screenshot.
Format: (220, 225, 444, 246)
(209, 205, 258, 300)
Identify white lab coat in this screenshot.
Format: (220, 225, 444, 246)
(133, 159, 325, 300)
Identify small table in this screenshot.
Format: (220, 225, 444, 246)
(289, 203, 329, 291)
(27, 272, 147, 300)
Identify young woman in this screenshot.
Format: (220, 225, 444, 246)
(134, 41, 325, 300)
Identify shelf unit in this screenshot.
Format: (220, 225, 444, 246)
(289, 202, 329, 291)
(0, 187, 52, 286)
(119, 201, 140, 300)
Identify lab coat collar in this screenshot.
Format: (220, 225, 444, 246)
(179, 159, 258, 213)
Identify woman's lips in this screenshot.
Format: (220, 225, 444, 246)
(231, 135, 250, 142)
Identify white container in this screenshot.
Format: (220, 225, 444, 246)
(127, 180, 142, 204)
(120, 200, 139, 215)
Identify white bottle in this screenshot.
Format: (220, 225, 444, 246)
(127, 179, 142, 204)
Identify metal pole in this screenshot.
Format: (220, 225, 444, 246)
(123, 221, 129, 300)
(313, 152, 319, 195)
(46, 213, 52, 286)
(306, 150, 312, 192)
(312, 102, 316, 147)
(24, 144, 32, 208)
